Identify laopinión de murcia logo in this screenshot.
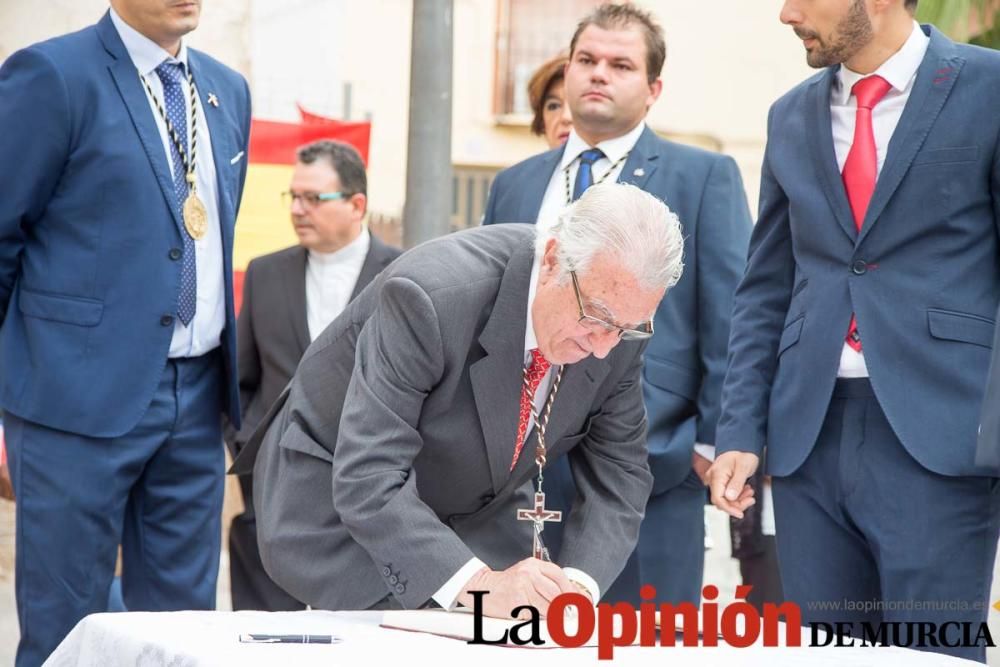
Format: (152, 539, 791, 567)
(466, 585, 996, 659)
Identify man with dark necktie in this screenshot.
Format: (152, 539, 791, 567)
(0, 1, 251, 663)
(483, 2, 752, 607)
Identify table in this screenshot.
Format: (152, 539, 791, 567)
(44, 610, 978, 666)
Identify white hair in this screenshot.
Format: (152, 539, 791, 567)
(535, 182, 684, 291)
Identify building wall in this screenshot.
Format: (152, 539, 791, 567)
(0, 0, 251, 74)
(249, 0, 817, 216)
(1, 0, 817, 219)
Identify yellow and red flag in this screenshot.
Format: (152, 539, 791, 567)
(233, 107, 371, 311)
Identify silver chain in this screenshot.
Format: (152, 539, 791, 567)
(563, 152, 630, 205)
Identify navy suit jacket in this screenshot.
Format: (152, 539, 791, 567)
(483, 126, 752, 493)
(0, 13, 251, 437)
(717, 26, 1000, 478)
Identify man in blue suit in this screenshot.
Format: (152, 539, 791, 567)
(710, 0, 1000, 662)
(483, 3, 752, 606)
(0, 1, 250, 664)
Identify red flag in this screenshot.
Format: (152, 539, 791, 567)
(235, 112, 373, 312)
(249, 116, 371, 165)
(297, 102, 348, 126)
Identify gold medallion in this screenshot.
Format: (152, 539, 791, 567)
(183, 193, 208, 240)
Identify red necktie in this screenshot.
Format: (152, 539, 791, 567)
(842, 75, 892, 353)
(510, 348, 550, 471)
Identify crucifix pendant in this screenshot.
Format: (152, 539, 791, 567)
(516, 491, 562, 561)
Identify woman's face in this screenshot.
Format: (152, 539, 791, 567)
(542, 80, 573, 149)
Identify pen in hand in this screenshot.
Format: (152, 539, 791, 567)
(239, 633, 339, 644)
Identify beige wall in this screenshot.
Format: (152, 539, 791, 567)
(0, 0, 250, 79)
(247, 0, 815, 216)
(1, 0, 817, 216)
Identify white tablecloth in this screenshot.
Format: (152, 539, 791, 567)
(44, 610, 977, 667)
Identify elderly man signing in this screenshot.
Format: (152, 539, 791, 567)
(235, 182, 684, 619)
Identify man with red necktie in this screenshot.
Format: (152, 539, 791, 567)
(708, 0, 1000, 662)
(235, 183, 685, 622)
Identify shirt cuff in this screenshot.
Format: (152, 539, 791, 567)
(432, 557, 488, 610)
(563, 567, 600, 604)
(693, 443, 716, 462)
(761, 478, 776, 536)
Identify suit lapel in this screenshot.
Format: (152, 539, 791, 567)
(857, 26, 963, 245)
(284, 247, 311, 355)
(470, 241, 536, 493)
(99, 14, 184, 238)
(187, 51, 236, 254)
(351, 234, 392, 300)
(517, 149, 562, 222)
(543, 357, 607, 455)
(807, 68, 859, 243)
(508, 356, 608, 485)
(617, 125, 660, 190)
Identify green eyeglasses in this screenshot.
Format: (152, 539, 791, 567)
(281, 190, 350, 208)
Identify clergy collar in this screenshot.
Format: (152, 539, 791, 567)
(307, 228, 371, 266)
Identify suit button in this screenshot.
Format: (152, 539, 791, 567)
(851, 260, 868, 275)
(394, 583, 405, 594)
(160, 315, 174, 326)
(389, 575, 398, 585)
(381, 566, 391, 577)
(168, 248, 182, 261)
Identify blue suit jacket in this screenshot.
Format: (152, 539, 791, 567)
(717, 26, 1000, 478)
(483, 126, 752, 493)
(0, 13, 251, 437)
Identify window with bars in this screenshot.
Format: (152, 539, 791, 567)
(451, 164, 498, 230)
(493, 0, 601, 118)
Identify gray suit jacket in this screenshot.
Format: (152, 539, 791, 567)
(225, 233, 401, 453)
(235, 224, 653, 610)
(483, 126, 751, 492)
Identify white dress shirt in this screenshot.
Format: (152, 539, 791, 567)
(432, 253, 600, 609)
(305, 230, 370, 341)
(833, 21, 929, 378)
(535, 121, 646, 228)
(110, 8, 225, 359)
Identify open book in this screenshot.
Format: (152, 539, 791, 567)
(380, 607, 636, 649)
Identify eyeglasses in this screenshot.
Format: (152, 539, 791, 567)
(570, 271, 654, 341)
(281, 190, 350, 208)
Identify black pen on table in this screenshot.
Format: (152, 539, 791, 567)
(239, 633, 339, 644)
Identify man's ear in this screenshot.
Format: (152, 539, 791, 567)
(350, 192, 368, 218)
(646, 77, 663, 110)
(541, 238, 559, 277)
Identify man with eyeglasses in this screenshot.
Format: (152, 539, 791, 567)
(482, 3, 752, 608)
(233, 183, 683, 619)
(225, 139, 400, 612)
